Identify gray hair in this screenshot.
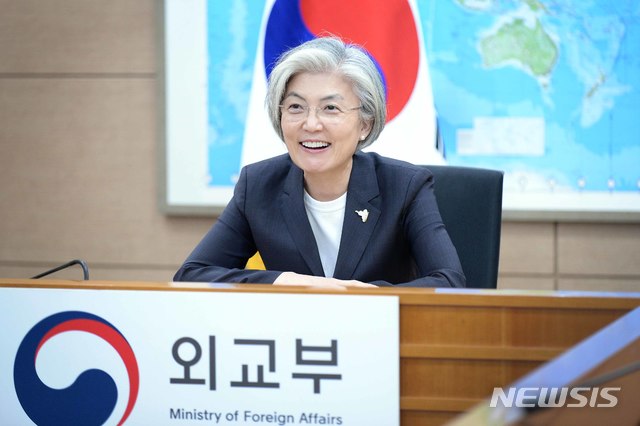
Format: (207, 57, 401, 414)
(266, 37, 387, 149)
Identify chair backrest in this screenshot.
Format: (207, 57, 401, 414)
(426, 165, 504, 289)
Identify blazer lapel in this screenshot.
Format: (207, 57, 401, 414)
(333, 154, 381, 279)
(279, 163, 325, 276)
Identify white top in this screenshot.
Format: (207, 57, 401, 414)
(303, 190, 347, 278)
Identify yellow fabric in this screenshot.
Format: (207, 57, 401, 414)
(246, 252, 266, 270)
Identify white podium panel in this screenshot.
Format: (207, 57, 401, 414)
(1, 288, 399, 426)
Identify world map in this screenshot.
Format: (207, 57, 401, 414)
(197, 0, 640, 214)
(420, 0, 640, 202)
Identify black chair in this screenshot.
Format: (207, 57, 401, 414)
(427, 165, 504, 289)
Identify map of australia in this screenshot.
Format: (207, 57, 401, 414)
(480, 16, 557, 80)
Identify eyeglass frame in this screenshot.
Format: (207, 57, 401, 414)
(278, 102, 362, 123)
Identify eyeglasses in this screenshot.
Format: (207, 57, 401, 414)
(279, 102, 361, 124)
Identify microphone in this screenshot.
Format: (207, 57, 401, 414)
(31, 259, 90, 280)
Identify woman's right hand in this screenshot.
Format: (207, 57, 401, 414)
(274, 272, 377, 289)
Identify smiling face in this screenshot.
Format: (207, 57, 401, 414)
(280, 72, 371, 194)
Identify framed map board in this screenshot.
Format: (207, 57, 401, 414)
(161, 0, 640, 221)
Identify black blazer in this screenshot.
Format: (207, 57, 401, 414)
(174, 152, 466, 287)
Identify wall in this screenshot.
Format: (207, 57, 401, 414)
(1, 1, 639, 291)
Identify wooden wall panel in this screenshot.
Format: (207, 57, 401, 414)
(558, 223, 640, 276)
(0, 0, 155, 73)
(0, 77, 212, 274)
(499, 223, 555, 275)
(559, 277, 640, 292)
(498, 276, 555, 290)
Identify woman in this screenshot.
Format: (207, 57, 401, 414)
(174, 37, 465, 289)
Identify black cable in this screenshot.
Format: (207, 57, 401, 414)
(31, 259, 90, 280)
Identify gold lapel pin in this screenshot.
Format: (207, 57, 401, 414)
(355, 209, 369, 223)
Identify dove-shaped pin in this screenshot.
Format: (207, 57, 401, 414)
(355, 209, 369, 223)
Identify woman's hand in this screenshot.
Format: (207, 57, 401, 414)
(274, 272, 376, 289)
